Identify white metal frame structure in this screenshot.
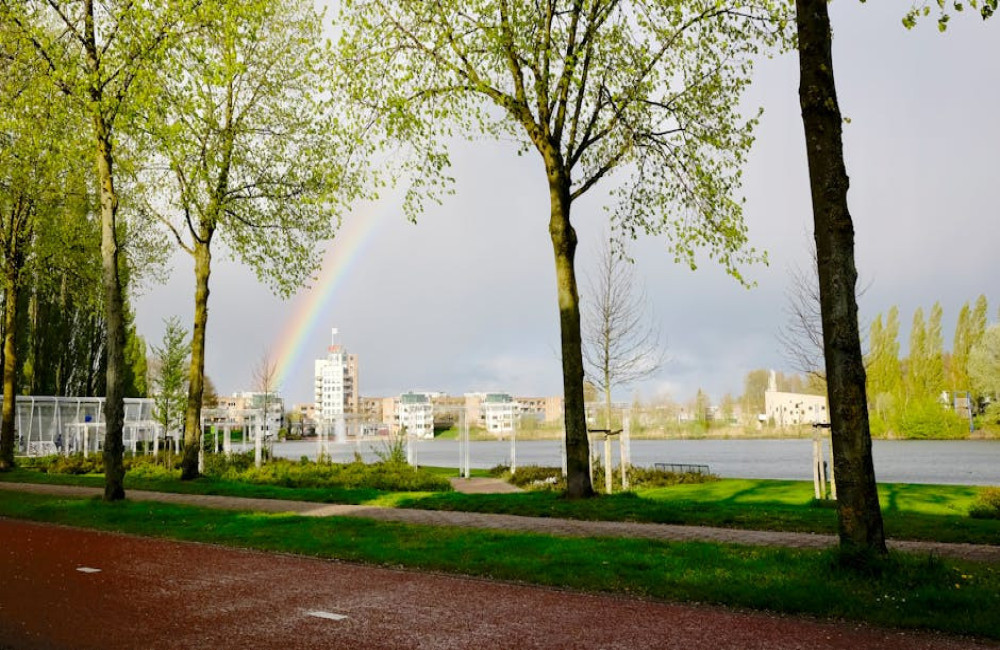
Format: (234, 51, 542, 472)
(9, 396, 163, 457)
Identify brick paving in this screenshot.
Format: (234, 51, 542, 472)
(1, 481, 997, 563)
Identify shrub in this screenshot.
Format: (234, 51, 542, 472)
(491, 463, 717, 493)
(892, 398, 969, 439)
(44, 454, 103, 475)
(969, 487, 1000, 519)
(492, 465, 566, 491)
(201, 454, 452, 492)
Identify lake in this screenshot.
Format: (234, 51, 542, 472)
(262, 438, 1000, 486)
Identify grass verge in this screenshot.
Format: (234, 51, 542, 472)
(3, 467, 998, 545)
(0, 490, 998, 640)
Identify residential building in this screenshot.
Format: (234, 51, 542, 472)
(397, 392, 434, 438)
(314, 328, 359, 422)
(516, 396, 563, 423)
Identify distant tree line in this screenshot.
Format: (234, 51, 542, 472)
(867, 295, 999, 437)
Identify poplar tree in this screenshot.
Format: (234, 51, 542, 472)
(952, 301, 973, 391)
(2, 0, 197, 500)
(336, 0, 789, 497)
(926, 301, 946, 395)
(151, 317, 190, 445)
(907, 307, 929, 399)
(0, 21, 77, 468)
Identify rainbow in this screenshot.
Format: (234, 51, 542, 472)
(271, 202, 389, 396)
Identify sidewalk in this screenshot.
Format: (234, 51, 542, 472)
(2, 481, 997, 563)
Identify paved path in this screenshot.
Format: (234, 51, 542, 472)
(2, 519, 994, 650)
(2, 482, 998, 563)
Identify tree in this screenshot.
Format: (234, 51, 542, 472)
(3, 0, 196, 500)
(337, 0, 787, 497)
(969, 325, 1000, 400)
(251, 351, 279, 469)
(0, 20, 76, 468)
(582, 237, 664, 432)
(866, 307, 902, 426)
(151, 317, 190, 448)
(777, 253, 825, 380)
(906, 307, 928, 399)
(141, 0, 349, 480)
(742, 369, 770, 420)
(951, 301, 973, 391)
(202, 374, 218, 409)
(795, 0, 886, 554)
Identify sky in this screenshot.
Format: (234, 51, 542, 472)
(134, 1, 1000, 408)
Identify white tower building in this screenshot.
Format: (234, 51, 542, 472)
(314, 328, 358, 423)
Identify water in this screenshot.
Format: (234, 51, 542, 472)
(266, 438, 1000, 486)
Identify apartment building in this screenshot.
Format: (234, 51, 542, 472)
(398, 392, 434, 438)
(314, 328, 359, 422)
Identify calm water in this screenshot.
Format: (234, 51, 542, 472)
(265, 438, 1000, 486)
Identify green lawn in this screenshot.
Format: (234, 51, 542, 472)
(2, 467, 997, 544)
(0, 489, 998, 640)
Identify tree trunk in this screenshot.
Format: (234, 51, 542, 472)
(0, 274, 20, 470)
(94, 119, 127, 502)
(180, 240, 211, 480)
(795, 0, 886, 555)
(548, 175, 594, 499)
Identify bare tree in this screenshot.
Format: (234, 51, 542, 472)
(582, 238, 665, 429)
(777, 243, 869, 383)
(251, 352, 279, 468)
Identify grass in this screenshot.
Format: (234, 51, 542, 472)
(0, 489, 998, 640)
(3, 466, 998, 545)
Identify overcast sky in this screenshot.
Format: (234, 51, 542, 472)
(135, 1, 1000, 407)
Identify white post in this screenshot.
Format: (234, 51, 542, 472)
(463, 410, 470, 478)
(198, 446, 204, 473)
(588, 433, 594, 486)
(827, 437, 837, 500)
(254, 416, 263, 468)
(561, 427, 567, 477)
(818, 442, 828, 499)
(510, 417, 517, 475)
(604, 435, 613, 494)
(223, 425, 231, 457)
(812, 435, 822, 500)
(621, 412, 631, 490)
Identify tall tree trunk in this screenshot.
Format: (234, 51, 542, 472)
(548, 175, 594, 499)
(0, 246, 22, 470)
(795, 0, 886, 555)
(94, 120, 127, 502)
(1, 279, 20, 470)
(0, 198, 26, 470)
(180, 240, 211, 480)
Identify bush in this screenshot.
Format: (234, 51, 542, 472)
(27, 454, 103, 475)
(491, 463, 717, 493)
(626, 466, 719, 488)
(969, 487, 1000, 519)
(892, 398, 969, 439)
(201, 453, 452, 492)
(491, 465, 565, 491)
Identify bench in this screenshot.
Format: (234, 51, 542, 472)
(653, 462, 710, 475)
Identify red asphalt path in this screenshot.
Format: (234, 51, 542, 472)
(0, 518, 994, 650)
